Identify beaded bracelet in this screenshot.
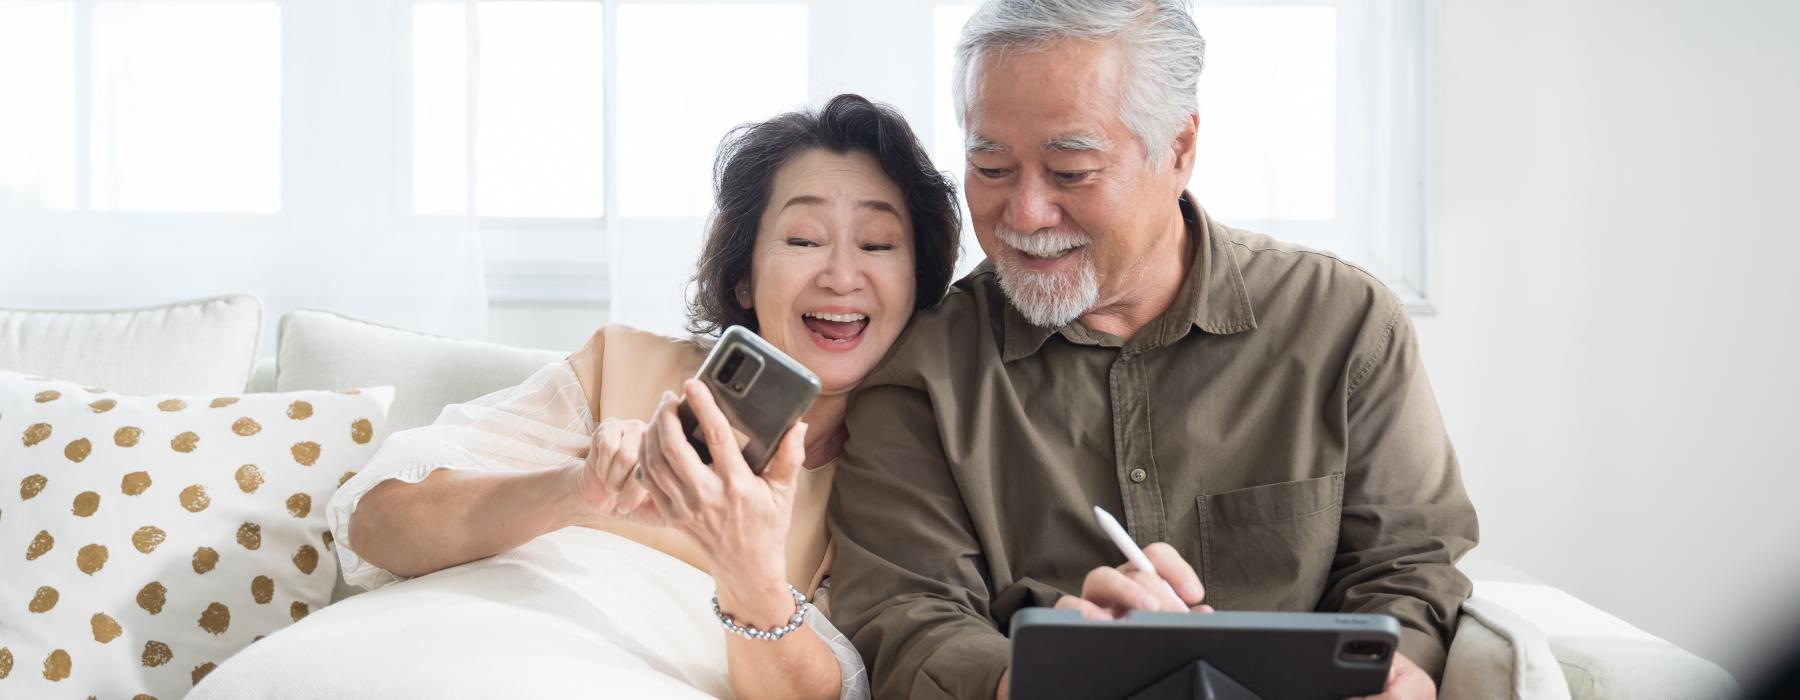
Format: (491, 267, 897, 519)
(713, 584, 812, 641)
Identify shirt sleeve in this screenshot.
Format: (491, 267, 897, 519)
(1322, 298, 1480, 680)
(826, 383, 1011, 700)
(325, 359, 595, 590)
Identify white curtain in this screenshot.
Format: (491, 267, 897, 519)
(0, 0, 488, 350)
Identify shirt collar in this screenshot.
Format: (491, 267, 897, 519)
(1000, 192, 1257, 362)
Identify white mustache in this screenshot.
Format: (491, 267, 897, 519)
(994, 225, 1092, 257)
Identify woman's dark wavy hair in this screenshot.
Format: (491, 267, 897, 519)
(686, 93, 961, 335)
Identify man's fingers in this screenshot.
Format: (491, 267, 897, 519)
(1081, 566, 1159, 613)
(1054, 594, 1115, 621)
(1125, 568, 1187, 611)
(1142, 542, 1205, 606)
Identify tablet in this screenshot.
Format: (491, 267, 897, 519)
(1008, 608, 1399, 699)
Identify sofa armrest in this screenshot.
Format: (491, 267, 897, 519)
(1455, 579, 1739, 700)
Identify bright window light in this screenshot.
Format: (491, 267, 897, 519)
(90, 0, 282, 213)
(0, 0, 76, 210)
(615, 3, 807, 218)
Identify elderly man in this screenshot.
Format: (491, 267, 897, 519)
(825, 1, 1478, 698)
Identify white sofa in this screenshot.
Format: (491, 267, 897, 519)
(0, 295, 1742, 699)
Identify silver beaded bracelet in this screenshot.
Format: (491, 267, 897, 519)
(713, 584, 812, 641)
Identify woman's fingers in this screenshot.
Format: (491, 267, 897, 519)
(653, 390, 720, 502)
(762, 421, 807, 489)
(603, 419, 645, 494)
(681, 379, 752, 484)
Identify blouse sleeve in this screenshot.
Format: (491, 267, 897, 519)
(325, 359, 595, 590)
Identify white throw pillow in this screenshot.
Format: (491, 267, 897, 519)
(0, 371, 392, 697)
(275, 308, 565, 432)
(0, 295, 263, 395)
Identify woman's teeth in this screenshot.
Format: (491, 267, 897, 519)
(804, 311, 867, 323)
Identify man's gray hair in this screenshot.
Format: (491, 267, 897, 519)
(952, 0, 1205, 165)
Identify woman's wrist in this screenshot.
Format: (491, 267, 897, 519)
(714, 569, 797, 630)
(556, 462, 605, 528)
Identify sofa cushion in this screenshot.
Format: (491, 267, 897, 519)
(0, 295, 262, 395)
(274, 309, 566, 432)
(0, 370, 393, 698)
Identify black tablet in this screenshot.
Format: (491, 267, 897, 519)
(1008, 608, 1399, 699)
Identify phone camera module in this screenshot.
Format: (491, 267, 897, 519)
(1338, 640, 1391, 664)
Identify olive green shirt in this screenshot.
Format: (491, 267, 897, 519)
(826, 193, 1479, 699)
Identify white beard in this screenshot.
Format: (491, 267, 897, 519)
(991, 225, 1100, 328)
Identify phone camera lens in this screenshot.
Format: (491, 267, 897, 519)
(1338, 640, 1391, 664)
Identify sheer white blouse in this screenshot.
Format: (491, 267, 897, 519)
(322, 324, 866, 699)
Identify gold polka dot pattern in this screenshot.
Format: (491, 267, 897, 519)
(237, 523, 262, 550)
(291, 441, 321, 466)
(2, 375, 390, 697)
(121, 470, 152, 495)
(191, 546, 220, 574)
(286, 493, 311, 518)
(65, 438, 92, 462)
(71, 491, 100, 517)
(232, 417, 262, 436)
(197, 602, 230, 635)
(235, 464, 264, 493)
(132, 526, 167, 554)
(21, 473, 49, 499)
(141, 640, 172, 667)
(170, 431, 200, 453)
(44, 648, 71, 680)
(92, 612, 123, 643)
(22, 422, 51, 446)
(76, 543, 108, 574)
(180, 484, 211, 512)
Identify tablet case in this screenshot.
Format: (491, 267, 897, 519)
(1008, 608, 1399, 699)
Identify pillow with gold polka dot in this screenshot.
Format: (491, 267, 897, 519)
(0, 370, 393, 698)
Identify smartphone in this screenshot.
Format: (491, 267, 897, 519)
(677, 325, 820, 475)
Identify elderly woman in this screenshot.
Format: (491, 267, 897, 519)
(190, 94, 958, 699)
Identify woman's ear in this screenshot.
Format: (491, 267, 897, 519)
(734, 280, 752, 310)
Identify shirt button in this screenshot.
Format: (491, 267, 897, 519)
(1129, 467, 1148, 483)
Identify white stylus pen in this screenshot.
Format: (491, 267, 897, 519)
(1093, 506, 1183, 604)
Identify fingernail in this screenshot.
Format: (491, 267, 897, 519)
(1183, 583, 1203, 601)
(1138, 595, 1156, 610)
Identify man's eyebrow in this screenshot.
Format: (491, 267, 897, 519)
(966, 134, 1006, 154)
(1043, 133, 1111, 152)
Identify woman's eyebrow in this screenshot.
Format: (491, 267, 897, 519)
(778, 195, 901, 221)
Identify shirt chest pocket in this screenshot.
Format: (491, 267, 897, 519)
(1197, 473, 1342, 612)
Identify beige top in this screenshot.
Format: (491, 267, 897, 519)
(569, 324, 837, 595)
(328, 324, 837, 596)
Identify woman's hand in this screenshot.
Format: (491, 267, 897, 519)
(568, 417, 664, 527)
(641, 378, 808, 628)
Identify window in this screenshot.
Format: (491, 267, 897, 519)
(1, 0, 1429, 340)
(0, 0, 281, 214)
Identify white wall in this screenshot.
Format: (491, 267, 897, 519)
(1416, 0, 1800, 682)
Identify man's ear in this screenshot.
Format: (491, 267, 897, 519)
(1168, 112, 1200, 185)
